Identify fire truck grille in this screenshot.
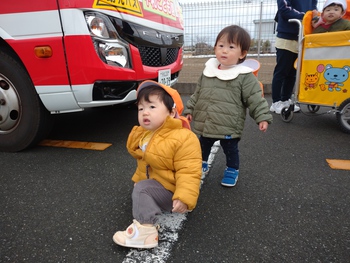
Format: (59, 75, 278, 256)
(137, 46, 179, 67)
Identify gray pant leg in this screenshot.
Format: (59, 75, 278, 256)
(132, 179, 173, 224)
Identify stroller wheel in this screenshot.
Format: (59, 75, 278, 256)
(307, 104, 320, 113)
(336, 98, 350, 134)
(281, 106, 294, 123)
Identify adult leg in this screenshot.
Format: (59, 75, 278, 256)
(271, 48, 297, 103)
(281, 51, 298, 101)
(271, 47, 284, 103)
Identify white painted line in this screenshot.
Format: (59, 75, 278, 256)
(122, 141, 221, 262)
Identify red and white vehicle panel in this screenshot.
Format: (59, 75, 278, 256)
(0, 0, 184, 151)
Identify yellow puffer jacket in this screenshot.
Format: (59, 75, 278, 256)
(127, 116, 202, 211)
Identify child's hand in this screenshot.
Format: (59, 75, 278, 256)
(311, 10, 323, 28)
(259, 121, 268, 132)
(186, 114, 192, 122)
(172, 199, 188, 213)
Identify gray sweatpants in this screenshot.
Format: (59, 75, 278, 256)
(132, 179, 173, 224)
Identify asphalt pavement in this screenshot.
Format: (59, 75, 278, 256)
(1, 94, 350, 262)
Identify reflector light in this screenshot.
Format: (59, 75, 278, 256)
(34, 46, 52, 58)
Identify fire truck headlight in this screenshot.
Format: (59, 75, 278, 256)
(96, 42, 130, 68)
(85, 12, 131, 68)
(85, 13, 118, 39)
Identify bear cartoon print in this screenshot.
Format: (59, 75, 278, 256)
(319, 64, 350, 93)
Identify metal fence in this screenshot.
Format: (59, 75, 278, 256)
(177, 0, 326, 86)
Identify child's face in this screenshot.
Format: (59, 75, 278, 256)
(323, 5, 344, 24)
(138, 94, 174, 131)
(214, 35, 247, 68)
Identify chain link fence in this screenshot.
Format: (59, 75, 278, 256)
(177, 0, 326, 91)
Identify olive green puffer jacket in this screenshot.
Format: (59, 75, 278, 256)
(184, 58, 273, 139)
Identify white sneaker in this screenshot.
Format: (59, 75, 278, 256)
(270, 101, 289, 114)
(113, 219, 159, 249)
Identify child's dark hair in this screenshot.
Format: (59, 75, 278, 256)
(137, 85, 174, 113)
(214, 25, 251, 64)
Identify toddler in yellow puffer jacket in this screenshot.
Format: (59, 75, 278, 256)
(113, 80, 202, 249)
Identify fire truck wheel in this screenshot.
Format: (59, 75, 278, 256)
(336, 98, 350, 134)
(0, 50, 53, 152)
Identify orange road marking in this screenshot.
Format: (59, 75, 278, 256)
(39, 140, 112, 151)
(326, 159, 350, 171)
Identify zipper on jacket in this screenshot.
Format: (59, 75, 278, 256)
(146, 165, 150, 179)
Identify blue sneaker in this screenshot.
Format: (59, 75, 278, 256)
(221, 167, 239, 187)
(202, 161, 209, 178)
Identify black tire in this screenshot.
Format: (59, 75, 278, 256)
(281, 106, 294, 123)
(307, 104, 320, 113)
(336, 98, 350, 134)
(0, 50, 53, 152)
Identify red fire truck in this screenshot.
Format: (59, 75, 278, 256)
(0, 0, 184, 152)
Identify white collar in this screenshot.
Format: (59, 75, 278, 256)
(203, 58, 253, 80)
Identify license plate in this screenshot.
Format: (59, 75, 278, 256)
(158, 69, 171, 86)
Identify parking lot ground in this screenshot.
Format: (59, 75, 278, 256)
(1, 94, 350, 262)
